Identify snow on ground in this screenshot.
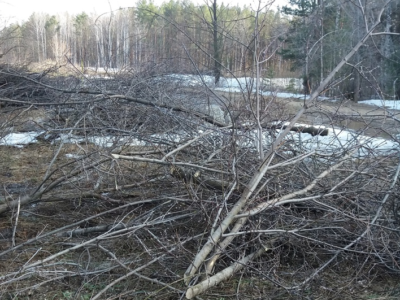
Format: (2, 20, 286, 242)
(216, 76, 302, 91)
(163, 74, 337, 100)
(278, 124, 398, 157)
(51, 134, 147, 148)
(216, 77, 304, 96)
(1, 125, 398, 159)
(167, 74, 400, 110)
(76, 72, 400, 110)
(85, 67, 120, 74)
(0, 132, 44, 148)
(164, 74, 303, 95)
(261, 91, 306, 99)
(1, 73, 398, 158)
(84, 74, 113, 79)
(360, 99, 400, 110)
(77, 72, 400, 110)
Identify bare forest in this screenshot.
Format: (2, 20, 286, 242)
(0, 0, 400, 299)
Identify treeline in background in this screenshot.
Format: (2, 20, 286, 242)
(1, 0, 399, 100)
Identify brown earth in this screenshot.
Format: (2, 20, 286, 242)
(1, 92, 400, 299)
(295, 97, 400, 138)
(216, 89, 400, 138)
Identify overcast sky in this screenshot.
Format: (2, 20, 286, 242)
(1, 0, 287, 24)
(1, 0, 136, 23)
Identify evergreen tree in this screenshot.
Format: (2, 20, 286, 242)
(281, 0, 320, 94)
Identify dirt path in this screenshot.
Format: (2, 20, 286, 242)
(215, 89, 400, 138)
(288, 98, 400, 138)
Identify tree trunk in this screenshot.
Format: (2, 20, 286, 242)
(213, 0, 221, 85)
(354, 68, 360, 102)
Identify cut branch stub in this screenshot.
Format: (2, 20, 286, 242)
(170, 166, 230, 190)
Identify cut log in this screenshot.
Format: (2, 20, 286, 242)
(270, 124, 329, 136)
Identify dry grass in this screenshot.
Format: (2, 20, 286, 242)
(0, 140, 399, 299)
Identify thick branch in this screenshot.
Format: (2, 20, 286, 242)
(184, 3, 390, 286)
(186, 247, 266, 299)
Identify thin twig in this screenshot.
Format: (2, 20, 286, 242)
(11, 197, 21, 247)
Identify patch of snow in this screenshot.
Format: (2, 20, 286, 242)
(84, 74, 113, 80)
(360, 99, 400, 110)
(264, 78, 303, 90)
(263, 91, 305, 99)
(1, 125, 397, 159)
(275, 123, 398, 157)
(273, 121, 326, 129)
(161, 74, 302, 94)
(53, 134, 84, 144)
(0, 131, 44, 147)
(216, 77, 301, 91)
(65, 153, 83, 159)
(85, 67, 119, 74)
(53, 134, 147, 147)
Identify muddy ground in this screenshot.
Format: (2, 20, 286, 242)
(216, 89, 400, 139)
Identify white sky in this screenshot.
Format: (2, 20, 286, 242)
(0, 0, 288, 24)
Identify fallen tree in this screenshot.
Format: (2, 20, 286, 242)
(0, 1, 400, 299)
